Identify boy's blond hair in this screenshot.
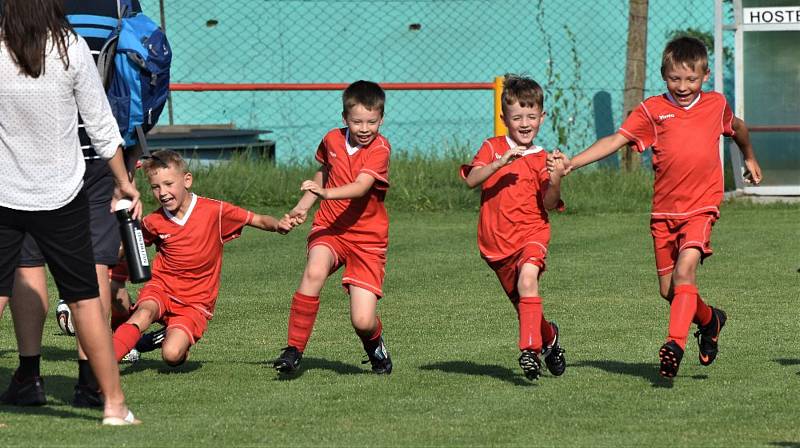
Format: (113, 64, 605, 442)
(141, 150, 189, 175)
(501, 74, 544, 113)
(342, 80, 385, 117)
(661, 36, 709, 76)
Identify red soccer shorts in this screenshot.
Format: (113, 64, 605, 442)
(650, 212, 717, 276)
(135, 283, 210, 344)
(307, 228, 386, 298)
(486, 242, 548, 300)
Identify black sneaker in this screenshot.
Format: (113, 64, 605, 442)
(72, 384, 104, 408)
(695, 307, 727, 367)
(518, 349, 541, 380)
(273, 346, 303, 373)
(541, 322, 566, 376)
(659, 340, 684, 378)
(0, 375, 46, 406)
(135, 326, 166, 353)
(362, 337, 392, 374)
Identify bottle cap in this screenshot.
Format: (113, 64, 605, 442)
(114, 199, 133, 212)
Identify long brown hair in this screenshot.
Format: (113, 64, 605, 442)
(0, 0, 74, 78)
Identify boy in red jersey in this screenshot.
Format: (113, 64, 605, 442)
(273, 80, 393, 375)
(552, 37, 763, 378)
(111, 150, 294, 365)
(460, 74, 567, 381)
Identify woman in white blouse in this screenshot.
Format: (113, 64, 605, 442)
(0, 0, 141, 425)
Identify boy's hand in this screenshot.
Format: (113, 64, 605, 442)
(547, 150, 572, 176)
(276, 214, 294, 234)
(288, 206, 308, 225)
(498, 147, 525, 166)
(301, 180, 327, 199)
(743, 158, 763, 185)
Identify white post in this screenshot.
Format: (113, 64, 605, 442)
(714, 0, 725, 180)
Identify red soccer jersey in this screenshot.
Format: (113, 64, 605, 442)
(311, 128, 391, 246)
(141, 194, 253, 317)
(619, 91, 735, 219)
(460, 136, 560, 261)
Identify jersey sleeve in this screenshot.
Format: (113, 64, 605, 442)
(618, 104, 655, 153)
(314, 138, 329, 166)
(721, 98, 736, 137)
(219, 201, 253, 243)
(459, 139, 495, 178)
(360, 145, 391, 190)
(141, 214, 158, 246)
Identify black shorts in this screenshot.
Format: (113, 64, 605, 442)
(0, 191, 99, 301)
(19, 159, 121, 267)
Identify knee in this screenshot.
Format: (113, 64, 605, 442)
(351, 315, 375, 334)
(671, 267, 695, 286)
(658, 286, 671, 301)
(161, 344, 188, 366)
(302, 264, 329, 286)
(517, 276, 539, 297)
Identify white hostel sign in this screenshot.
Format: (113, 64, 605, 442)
(743, 6, 800, 29)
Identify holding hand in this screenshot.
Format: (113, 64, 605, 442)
(301, 180, 327, 199)
(288, 207, 308, 226)
(547, 150, 573, 176)
(276, 214, 295, 234)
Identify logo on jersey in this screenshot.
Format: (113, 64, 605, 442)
(329, 151, 337, 158)
(658, 113, 675, 122)
(158, 233, 171, 240)
(495, 153, 502, 159)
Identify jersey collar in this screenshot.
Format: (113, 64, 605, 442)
(505, 136, 544, 156)
(666, 91, 702, 110)
(345, 129, 361, 156)
(164, 193, 197, 226)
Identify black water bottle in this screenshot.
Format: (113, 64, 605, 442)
(115, 199, 151, 283)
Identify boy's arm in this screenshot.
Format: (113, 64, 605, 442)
(731, 117, 763, 184)
(557, 133, 631, 174)
(301, 172, 376, 200)
(248, 213, 293, 234)
(542, 151, 566, 210)
(463, 147, 526, 188)
(289, 168, 326, 224)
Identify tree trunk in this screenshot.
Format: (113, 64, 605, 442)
(622, 0, 648, 171)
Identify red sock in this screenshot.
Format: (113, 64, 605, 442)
(693, 293, 713, 327)
(668, 285, 698, 350)
(360, 316, 383, 354)
(287, 292, 320, 352)
(541, 316, 556, 347)
(112, 323, 141, 362)
(518, 296, 543, 352)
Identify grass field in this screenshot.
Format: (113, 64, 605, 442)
(0, 203, 798, 446)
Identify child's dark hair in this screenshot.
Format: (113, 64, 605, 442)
(141, 150, 188, 175)
(342, 80, 385, 117)
(501, 74, 544, 113)
(661, 36, 709, 76)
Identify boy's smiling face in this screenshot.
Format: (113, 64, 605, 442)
(502, 102, 545, 148)
(663, 62, 709, 107)
(147, 164, 193, 215)
(343, 104, 383, 147)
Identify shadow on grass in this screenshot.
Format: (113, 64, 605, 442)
(774, 358, 800, 366)
(571, 360, 675, 389)
(419, 361, 535, 387)
(0, 367, 97, 422)
(270, 357, 367, 381)
(120, 359, 202, 375)
(769, 443, 800, 448)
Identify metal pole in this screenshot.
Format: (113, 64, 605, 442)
(715, 0, 724, 176)
(160, 0, 174, 126)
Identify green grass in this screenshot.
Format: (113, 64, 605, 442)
(1, 204, 799, 446)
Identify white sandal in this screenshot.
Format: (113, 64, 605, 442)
(102, 410, 141, 426)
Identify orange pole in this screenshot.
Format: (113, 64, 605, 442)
(493, 76, 506, 136)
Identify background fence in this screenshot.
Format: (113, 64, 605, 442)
(141, 0, 734, 163)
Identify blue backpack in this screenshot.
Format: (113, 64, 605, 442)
(69, 0, 171, 148)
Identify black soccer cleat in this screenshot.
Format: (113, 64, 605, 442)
(362, 337, 392, 374)
(658, 340, 684, 378)
(541, 322, 566, 376)
(72, 384, 104, 408)
(0, 374, 46, 406)
(135, 326, 166, 353)
(695, 307, 727, 367)
(518, 349, 542, 380)
(274, 346, 303, 373)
